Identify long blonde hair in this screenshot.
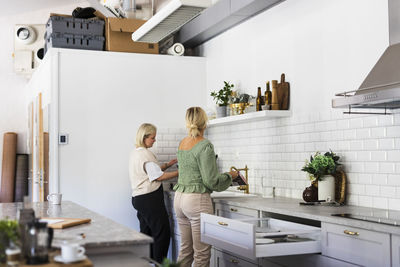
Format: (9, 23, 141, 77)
(185, 107, 208, 138)
(136, 123, 156, 148)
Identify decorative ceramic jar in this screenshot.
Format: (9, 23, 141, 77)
(318, 175, 335, 202)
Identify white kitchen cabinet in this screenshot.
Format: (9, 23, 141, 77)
(392, 234, 400, 267)
(321, 222, 391, 267)
(214, 249, 261, 267)
(201, 213, 321, 261)
(215, 203, 259, 219)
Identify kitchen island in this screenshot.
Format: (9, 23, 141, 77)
(0, 201, 153, 267)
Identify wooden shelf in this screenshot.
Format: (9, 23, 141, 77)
(208, 110, 292, 126)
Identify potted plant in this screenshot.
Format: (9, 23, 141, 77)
(210, 81, 234, 118)
(301, 150, 340, 202)
(0, 219, 19, 263)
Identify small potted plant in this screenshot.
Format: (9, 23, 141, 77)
(301, 150, 340, 202)
(0, 219, 20, 263)
(210, 81, 234, 118)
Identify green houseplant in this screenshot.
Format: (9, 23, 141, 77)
(0, 219, 20, 263)
(210, 81, 234, 118)
(301, 151, 340, 202)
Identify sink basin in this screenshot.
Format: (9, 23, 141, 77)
(210, 191, 257, 198)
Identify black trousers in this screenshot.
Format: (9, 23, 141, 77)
(132, 185, 171, 263)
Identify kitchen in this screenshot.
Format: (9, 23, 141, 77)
(0, 0, 399, 266)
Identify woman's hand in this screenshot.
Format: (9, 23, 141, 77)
(228, 171, 239, 179)
(162, 158, 178, 171)
(168, 158, 178, 167)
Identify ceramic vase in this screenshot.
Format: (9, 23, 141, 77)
(216, 105, 227, 118)
(318, 175, 335, 202)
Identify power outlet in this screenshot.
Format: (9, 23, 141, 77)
(59, 134, 69, 145)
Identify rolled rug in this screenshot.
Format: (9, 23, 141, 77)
(14, 154, 29, 202)
(0, 132, 18, 202)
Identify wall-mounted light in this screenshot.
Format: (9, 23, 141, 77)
(131, 0, 211, 43)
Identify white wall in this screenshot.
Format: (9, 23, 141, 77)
(51, 49, 206, 229)
(0, 3, 88, 184)
(201, 0, 400, 210)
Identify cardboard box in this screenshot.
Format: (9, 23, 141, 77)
(104, 17, 158, 54)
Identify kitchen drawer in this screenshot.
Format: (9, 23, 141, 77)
(215, 203, 259, 219)
(201, 213, 321, 261)
(393, 234, 400, 267)
(321, 222, 390, 267)
(214, 249, 260, 267)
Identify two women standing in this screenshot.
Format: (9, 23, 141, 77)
(129, 107, 238, 266)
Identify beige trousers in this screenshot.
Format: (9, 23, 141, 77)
(174, 191, 214, 267)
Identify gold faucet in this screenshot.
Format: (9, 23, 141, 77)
(230, 165, 249, 194)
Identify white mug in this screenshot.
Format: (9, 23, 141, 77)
(47, 193, 62, 205)
(61, 243, 85, 261)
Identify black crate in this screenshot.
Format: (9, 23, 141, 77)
(46, 16, 104, 36)
(45, 32, 105, 53)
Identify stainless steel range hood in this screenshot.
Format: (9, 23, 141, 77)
(332, 0, 400, 112)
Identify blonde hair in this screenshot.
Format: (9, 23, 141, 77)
(185, 107, 208, 138)
(136, 123, 157, 148)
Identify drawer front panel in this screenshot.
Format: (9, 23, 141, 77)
(215, 249, 258, 267)
(201, 213, 256, 260)
(201, 213, 321, 261)
(321, 222, 390, 267)
(392, 234, 400, 267)
(215, 203, 259, 219)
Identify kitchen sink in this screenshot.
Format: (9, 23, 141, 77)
(210, 191, 257, 198)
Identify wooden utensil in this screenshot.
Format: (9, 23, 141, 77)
(277, 73, 290, 110)
(271, 80, 279, 110)
(40, 217, 91, 229)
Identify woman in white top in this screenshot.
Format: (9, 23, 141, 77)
(129, 123, 178, 263)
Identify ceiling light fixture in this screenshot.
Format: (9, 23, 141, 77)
(131, 0, 211, 43)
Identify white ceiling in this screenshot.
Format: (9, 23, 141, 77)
(0, 0, 87, 17)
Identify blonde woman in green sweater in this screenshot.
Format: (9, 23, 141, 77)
(174, 107, 239, 267)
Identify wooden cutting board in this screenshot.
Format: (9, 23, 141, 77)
(277, 73, 290, 110)
(20, 251, 93, 267)
(40, 217, 91, 229)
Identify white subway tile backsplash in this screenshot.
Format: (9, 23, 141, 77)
(388, 175, 400, 186)
(372, 197, 388, 209)
(349, 118, 363, 129)
(364, 140, 378, 150)
(363, 117, 378, 127)
(387, 126, 400, 137)
(370, 151, 386, 161)
(388, 150, 400, 161)
(378, 115, 394, 126)
(350, 140, 363, 150)
(379, 162, 396, 173)
(203, 112, 400, 211)
(358, 195, 373, 207)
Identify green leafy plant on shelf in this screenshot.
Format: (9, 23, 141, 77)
(0, 219, 20, 263)
(210, 81, 234, 106)
(301, 150, 340, 181)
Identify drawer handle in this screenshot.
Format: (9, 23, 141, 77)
(230, 259, 239, 264)
(218, 221, 228, 226)
(344, 230, 359, 236)
(230, 208, 238, 212)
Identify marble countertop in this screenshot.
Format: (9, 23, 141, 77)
(212, 196, 400, 235)
(0, 201, 152, 249)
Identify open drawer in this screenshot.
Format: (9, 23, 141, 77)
(201, 213, 321, 260)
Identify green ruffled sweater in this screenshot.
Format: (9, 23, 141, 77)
(174, 139, 232, 193)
